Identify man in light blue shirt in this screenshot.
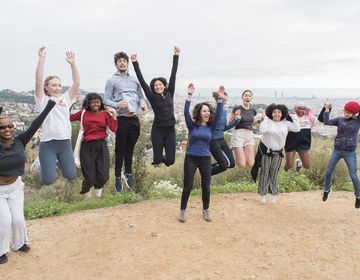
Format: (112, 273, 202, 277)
(104, 51, 147, 192)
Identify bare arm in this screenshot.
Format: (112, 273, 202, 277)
(35, 47, 46, 100)
(65, 51, 80, 100)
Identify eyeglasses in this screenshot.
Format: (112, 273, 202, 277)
(0, 124, 15, 130)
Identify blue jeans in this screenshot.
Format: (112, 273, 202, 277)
(324, 149, 360, 197)
(39, 140, 77, 185)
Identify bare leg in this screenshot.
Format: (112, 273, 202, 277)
(284, 151, 296, 171)
(299, 151, 310, 169)
(233, 147, 246, 168)
(244, 145, 255, 168)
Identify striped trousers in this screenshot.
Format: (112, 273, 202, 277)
(258, 153, 282, 196)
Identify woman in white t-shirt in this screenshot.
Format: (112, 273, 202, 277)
(284, 102, 315, 172)
(34, 47, 80, 185)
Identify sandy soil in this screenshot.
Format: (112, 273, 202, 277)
(2, 191, 360, 280)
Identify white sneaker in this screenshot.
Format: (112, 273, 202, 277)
(271, 195, 277, 203)
(84, 190, 92, 198)
(295, 159, 302, 172)
(95, 188, 103, 198)
(30, 158, 40, 174)
(259, 195, 266, 203)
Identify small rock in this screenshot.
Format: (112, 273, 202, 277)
(151, 232, 158, 237)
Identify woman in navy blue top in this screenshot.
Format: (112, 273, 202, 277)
(131, 47, 180, 167)
(179, 83, 224, 223)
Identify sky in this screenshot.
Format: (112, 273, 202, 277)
(1, 0, 360, 96)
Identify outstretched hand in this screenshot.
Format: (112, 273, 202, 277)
(217, 85, 225, 99)
(131, 53, 138, 62)
(187, 83, 195, 95)
(324, 102, 332, 111)
(65, 51, 76, 65)
(38, 47, 46, 58)
(174, 46, 180, 55)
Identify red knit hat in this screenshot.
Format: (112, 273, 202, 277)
(344, 101, 360, 114)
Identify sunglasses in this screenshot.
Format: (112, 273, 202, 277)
(0, 124, 15, 130)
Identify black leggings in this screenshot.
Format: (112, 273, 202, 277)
(80, 140, 110, 194)
(115, 116, 140, 177)
(151, 125, 176, 166)
(180, 155, 212, 210)
(210, 138, 235, 175)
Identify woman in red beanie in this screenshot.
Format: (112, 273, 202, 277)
(319, 101, 360, 208)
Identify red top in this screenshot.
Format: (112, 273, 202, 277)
(70, 110, 118, 142)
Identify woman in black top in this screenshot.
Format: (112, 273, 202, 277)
(131, 47, 180, 167)
(0, 100, 55, 264)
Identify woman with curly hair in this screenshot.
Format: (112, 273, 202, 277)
(179, 83, 224, 223)
(251, 104, 300, 203)
(284, 102, 316, 172)
(70, 93, 118, 197)
(131, 47, 180, 167)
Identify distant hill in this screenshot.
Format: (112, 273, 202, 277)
(0, 88, 93, 104)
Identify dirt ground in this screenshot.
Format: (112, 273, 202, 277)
(2, 191, 360, 280)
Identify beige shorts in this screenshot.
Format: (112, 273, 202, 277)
(231, 129, 255, 148)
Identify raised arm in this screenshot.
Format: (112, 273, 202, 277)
(18, 99, 56, 145)
(167, 46, 180, 97)
(131, 53, 153, 101)
(184, 83, 195, 129)
(323, 102, 339, 126)
(65, 51, 80, 100)
(211, 85, 225, 131)
(35, 47, 46, 100)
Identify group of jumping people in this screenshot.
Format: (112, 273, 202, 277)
(1, 46, 360, 265)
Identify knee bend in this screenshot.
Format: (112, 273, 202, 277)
(41, 175, 56, 186)
(236, 162, 246, 168)
(247, 161, 255, 168)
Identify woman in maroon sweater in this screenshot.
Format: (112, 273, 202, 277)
(70, 93, 117, 197)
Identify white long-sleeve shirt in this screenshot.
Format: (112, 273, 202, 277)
(259, 117, 300, 151)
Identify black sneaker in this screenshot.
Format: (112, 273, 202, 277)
(115, 177, 122, 192)
(0, 254, 8, 264)
(322, 190, 331, 202)
(18, 244, 30, 253)
(355, 197, 360, 209)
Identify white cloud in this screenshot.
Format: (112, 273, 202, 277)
(0, 0, 359, 94)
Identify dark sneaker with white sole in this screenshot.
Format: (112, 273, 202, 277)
(322, 190, 331, 202)
(355, 197, 360, 209)
(18, 244, 30, 253)
(0, 254, 8, 264)
(115, 177, 122, 192)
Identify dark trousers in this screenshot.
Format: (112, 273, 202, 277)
(151, 125, 176, 166)
(80, 140, 110, 194)
(115, 116, 140, 177)
(180, 155, 212, 210)
(210, 138, 235, 175)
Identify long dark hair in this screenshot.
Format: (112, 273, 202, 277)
(82, 93, 105, 111)
(265, 103, 289, 120)
(150, 77, 168, 93)
(192, 102, 215, 126)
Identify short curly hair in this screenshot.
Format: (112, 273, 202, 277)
(192, 102, 215, 126)
(265, 103, 289, 120)
(114, 52, 129, 64)
(150, 77, 167, 93)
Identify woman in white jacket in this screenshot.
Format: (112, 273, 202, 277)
(255, 104, 300, 203)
